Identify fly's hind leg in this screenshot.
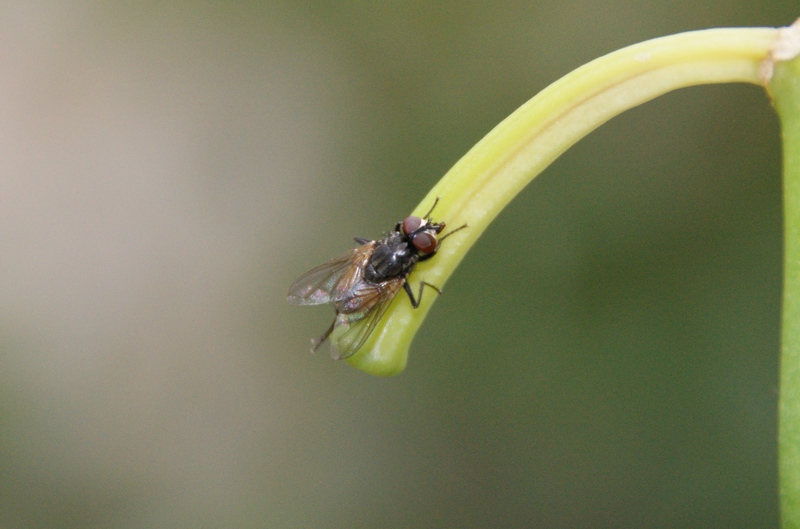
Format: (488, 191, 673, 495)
(310, 317, 336, 353)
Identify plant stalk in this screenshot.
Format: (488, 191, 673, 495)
(772, 42, 800, 529)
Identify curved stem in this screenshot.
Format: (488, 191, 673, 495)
(346, 25, 780, 376)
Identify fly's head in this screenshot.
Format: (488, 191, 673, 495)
(397, 215, 446, 258)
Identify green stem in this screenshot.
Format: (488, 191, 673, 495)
(347, 25, 780, 376)
(772, 44, 800, 529)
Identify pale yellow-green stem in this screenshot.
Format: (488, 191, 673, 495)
(346, 25, 782, 377)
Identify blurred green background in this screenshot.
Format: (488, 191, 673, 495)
(0, 2, 795, 527)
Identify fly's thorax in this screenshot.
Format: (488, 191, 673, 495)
(363, 232, 416, 283)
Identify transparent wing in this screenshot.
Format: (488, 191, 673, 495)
(330, 278, 404, 360)
(287, 244, 374, 305)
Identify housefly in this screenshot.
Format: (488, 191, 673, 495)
(287, 198, 466, 360)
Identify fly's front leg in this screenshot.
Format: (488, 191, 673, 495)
(403, 280, 442, 309)
(438, 223, 468, 242)
(422, 197, 440, 220)
(416, 222, 469, 264)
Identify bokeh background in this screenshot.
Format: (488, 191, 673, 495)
(0, 2, 796, 527)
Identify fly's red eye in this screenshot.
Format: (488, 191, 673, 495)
(412, 232, 437, 254)
(401, 216, 423, 235)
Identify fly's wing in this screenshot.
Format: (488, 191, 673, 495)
(330, 278, 404, 360)
(287, 244, 374, 305)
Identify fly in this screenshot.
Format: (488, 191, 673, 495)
(287, 198, 467, 360)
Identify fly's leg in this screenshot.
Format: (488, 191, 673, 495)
(438, 223, 468, 242)
(417, 223, 469, 263)
(403, 280, 443, 309)
(310, 317, 336, 353)
(422, 197, 441, 220)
